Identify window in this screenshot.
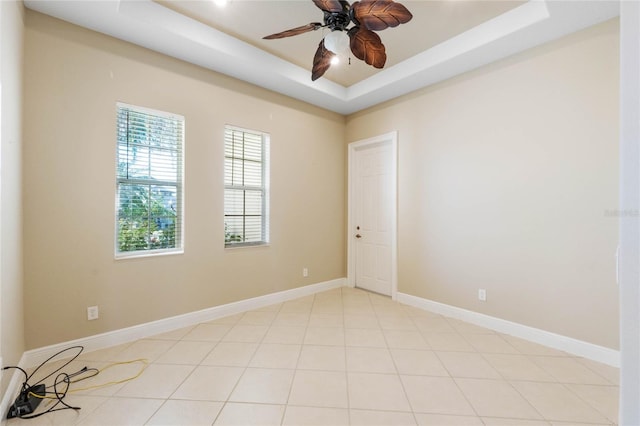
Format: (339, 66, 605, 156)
(116, 103, 184, 257)
(224, 126, 269, 247)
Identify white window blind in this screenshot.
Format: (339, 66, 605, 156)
(116, 103, 184, 256)
(224, 126, 269, 247)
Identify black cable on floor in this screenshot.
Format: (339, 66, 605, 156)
(2, 345, 98, 419)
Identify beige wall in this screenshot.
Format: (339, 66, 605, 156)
(347, 19, 620, 349)
(22, 10, 619, 352)
(23, 11, 346, 349)
(1, 0, 25, 392)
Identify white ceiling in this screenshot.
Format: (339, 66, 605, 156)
(24, 0, 619, 115)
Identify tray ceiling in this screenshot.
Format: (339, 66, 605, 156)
(24, 0, 619, 114)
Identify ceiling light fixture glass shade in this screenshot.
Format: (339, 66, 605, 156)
(323, 30, 350, 55)
(213, 0, 231, 8)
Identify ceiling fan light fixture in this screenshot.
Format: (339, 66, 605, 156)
(323, 30, 350, 55)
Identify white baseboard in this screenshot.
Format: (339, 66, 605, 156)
(1, 278, 345, 416)
(397, 292, 620, 367)
(22, 278, 345, 368)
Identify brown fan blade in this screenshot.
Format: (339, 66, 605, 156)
(312, 0, 344, 13)
(348, 26, 386, 68)
(263, 22, 322, 40)
(311, 40, 336, 81)
(352, 0, 413, 31)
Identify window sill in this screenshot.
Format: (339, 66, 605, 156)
(115, 249, 184, 260)
(224, 242, 270, 250)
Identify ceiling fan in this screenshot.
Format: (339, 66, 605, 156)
(263, 0, 413, 81)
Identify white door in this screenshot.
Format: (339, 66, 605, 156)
(349, 133, 397, 297)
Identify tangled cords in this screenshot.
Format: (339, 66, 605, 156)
(3, 345, 148, 419)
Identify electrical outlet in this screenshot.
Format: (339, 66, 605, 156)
(87, 306, 99, 321)
(303, 268, 309, 277)
(478, 289, 487, 302)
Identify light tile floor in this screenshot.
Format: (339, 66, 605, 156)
(7, 287, 619, 425)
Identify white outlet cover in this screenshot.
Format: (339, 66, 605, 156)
(87, 306, 99, 320)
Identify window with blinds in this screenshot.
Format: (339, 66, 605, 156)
(224, 126, 269, 247)
(116, 103, 184, 257)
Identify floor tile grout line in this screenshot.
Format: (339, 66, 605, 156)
(366, 291, 421, 420)
(343, 287, 352, 426)
(70, 390, 114, 425)
(424, 338, 485, 420)
(157, 312, 244, 422)
(558, 381, 619, 424)
(141, 395, 170, 425)
(476, 352, 549, 423)
(507, 379, 616, 424)
(221, 303, 292, 413)
(448, 376, 487, 421)
(575, 359, 621, 387)
(407, 311, 435, 351)
(387, 337, 422, 425)
(561, 383, 619, 424)
(575, 357, 620, 386)
(382, 292, 417, 411)
(527, 354, 618, 387)
(281, 291, 315, 425)
(431, 339, 548, 423)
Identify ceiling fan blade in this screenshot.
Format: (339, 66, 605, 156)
(312, 0, 344, 13)
(348, 26, 386, 68)
(352, 0, 413, 31)
(312, 40, 336, 81)
(263, 22, 323, 40)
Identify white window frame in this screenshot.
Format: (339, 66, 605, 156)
(115, 102, 185, 259)
(224, 125, 270, 248)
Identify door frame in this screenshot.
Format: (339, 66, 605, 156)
(619, 1, 640, 423)
(347, 131, 398, 300)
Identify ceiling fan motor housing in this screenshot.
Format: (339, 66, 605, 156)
(323, 1, 353, 31)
